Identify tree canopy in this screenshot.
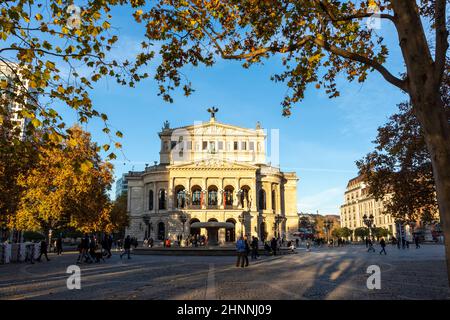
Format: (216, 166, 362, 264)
(11, 126, 116, 234)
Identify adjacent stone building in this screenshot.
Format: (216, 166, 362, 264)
(340, 175, 397, 236)
(125, 111, 299, 244)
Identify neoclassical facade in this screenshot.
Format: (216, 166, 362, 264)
(125, 111, 299, 244)
(340, 175, 397, 236)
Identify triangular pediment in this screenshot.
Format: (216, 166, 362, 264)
(168, 157, 259, 170)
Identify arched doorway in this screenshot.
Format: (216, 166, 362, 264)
(157, 222, 165, 240)
(207, 218, 219, 245)
(190, 218, 201, 237)
(226, 218, 236, 242)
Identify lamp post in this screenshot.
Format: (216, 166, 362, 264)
(363, 214, 374, 240)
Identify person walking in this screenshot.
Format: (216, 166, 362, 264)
(270, 237, 278, 256)
(36, 239, 50, 262)
(235, 236, 247, 268)
(56, 236, 63, 255)
(379, 238, 387, 255)
(250, 236, 258, 260)
(243, 235, 250, 267)
(367, 238, 376, 253)
(415, 236, 421, 249)
(120, 235, 132, 259)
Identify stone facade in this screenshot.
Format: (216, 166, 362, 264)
(340, 175, 397, 236)
(125, 114, 299, 244)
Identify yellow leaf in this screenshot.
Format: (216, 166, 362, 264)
(35, 13, 43, 21)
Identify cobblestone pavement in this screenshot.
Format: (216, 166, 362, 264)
(0, 245, 449, 300)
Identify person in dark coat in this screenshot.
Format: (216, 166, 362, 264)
(56, 237, 63, 255)
(36, 240, 50, 262)
(270, 237, 278, 256)
(120, 235, 132, 259)
(379, 238, 387, 255)
(243, 235, 250, 266)
(250, 237, 259, 260)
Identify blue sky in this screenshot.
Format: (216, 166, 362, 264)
(67, 8, 407, 215)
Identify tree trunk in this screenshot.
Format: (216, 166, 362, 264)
(391, 0, 450, 285)
(413, 96, 450, 286)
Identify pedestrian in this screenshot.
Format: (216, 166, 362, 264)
(379, 238, 387, 255)
(56, 236, 63, 255)
(250, 236, 258, 260)
(367, 239, 376, 253)
(36, 239, 50, 262)
(243, 235, 250, 267)
(295, 238, 300, 248)
(415, 236, 421, 249)
(271, 237, 278, 256)
(120, 235, 132, 259)
(235, 236, 246, 268)
(149, 237, 154, 248)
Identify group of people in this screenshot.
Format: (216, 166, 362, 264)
(237, 236, 290, 268)
(77, 234, 114, 264)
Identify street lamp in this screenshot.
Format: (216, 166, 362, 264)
(363, 214, 374, 239)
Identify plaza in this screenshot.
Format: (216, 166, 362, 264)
(0, 245, 449, 300)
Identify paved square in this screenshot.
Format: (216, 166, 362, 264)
(0, 245, 449, 300)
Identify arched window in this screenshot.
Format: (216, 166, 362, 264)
(159, 189, 166, 210)
(259, 189, 266, 210)
(208, 186, 218, 206)
(191, 186, 202, 206)
(148, 190, 154, 210)
(224, 186, 234, 207)
(175, 186, 186, 209)
(272, 189, 276, 211)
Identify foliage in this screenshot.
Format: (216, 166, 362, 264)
(22, 230, 45, 242)
(109, 193, 129, 233)
(371, 227, 390, 239)
(357, 102, 439, 222)
(354, 227, 369, 239)
(11, 126, 115, 233)
(332, 227, 353, 238)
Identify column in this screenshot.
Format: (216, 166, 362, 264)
(219, 178, 224, 209)
(168, 177, 175, 210)
(202, 178, 207, 209)
(265, 182, 272, 213)
(153, 182, 157, 212)
(251, 180, 257, 212)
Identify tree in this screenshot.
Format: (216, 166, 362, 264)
(340, 227, 353, 239)
(357, 102, 439, 223)
(354, 227, 369, 240)
(129, 0, 450, 282)
(109, 193, 130, 234)
(12, 126, 115, 238)
(372, 227, 390, 240)
(0, 2, 145, 151)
